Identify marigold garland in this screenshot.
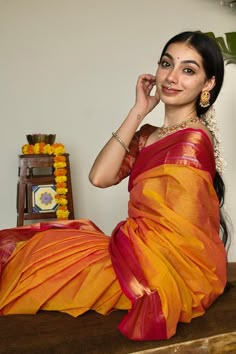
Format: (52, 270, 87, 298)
(21, 142, 70, 220)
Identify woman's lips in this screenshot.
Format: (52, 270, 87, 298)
(162, 86, 180, 94)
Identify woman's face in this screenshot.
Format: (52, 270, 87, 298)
(156, 42, 215, 106)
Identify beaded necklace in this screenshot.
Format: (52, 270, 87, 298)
(158, 116, 200, 138)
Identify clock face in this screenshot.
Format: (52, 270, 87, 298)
(32, 184, 58, 213)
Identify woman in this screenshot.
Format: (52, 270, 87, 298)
(0, 31, 229, 341)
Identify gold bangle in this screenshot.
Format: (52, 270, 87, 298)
(112, 132, 130, 153)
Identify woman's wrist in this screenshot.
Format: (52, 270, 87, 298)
(129, 105, 147, 122)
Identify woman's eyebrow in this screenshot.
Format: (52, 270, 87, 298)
(162, 52, 200, 68)
(181, 59, 200, 68)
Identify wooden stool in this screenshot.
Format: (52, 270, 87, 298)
(17, 154, 74, 226)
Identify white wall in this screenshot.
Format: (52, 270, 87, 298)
(0, 0, 235, 260)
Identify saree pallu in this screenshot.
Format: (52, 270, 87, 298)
(0, 128, 227, 341)
(109, 128, 226, 340)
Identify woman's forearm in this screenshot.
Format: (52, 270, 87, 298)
(88, 106, 144, 188)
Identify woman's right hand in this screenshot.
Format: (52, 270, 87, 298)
(134, 74, 160, 119)
(89, 74, 161, 188)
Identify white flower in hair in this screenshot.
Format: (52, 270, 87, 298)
(201, 105, 226, 175)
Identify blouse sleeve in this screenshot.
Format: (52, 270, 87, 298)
(116, 124, 156, 183)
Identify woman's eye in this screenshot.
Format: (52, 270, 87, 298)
(184, 68, 195, 75)
(160, 60, 170, 68)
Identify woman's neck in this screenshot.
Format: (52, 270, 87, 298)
(162, 105, 197, 128)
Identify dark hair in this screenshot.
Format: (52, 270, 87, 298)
(160, 31, 229, 247)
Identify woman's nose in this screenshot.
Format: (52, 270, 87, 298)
(166, 68, 178, 84)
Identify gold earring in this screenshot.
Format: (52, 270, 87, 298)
(199, 91, 210, 108)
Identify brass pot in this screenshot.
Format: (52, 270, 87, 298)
(26, 134, 56, 145)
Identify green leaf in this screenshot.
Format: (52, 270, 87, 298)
(206, 31, 236, 65)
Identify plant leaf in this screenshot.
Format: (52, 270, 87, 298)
(206, 31, 236, 65)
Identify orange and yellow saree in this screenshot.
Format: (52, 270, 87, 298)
(0, 125, 227, 341)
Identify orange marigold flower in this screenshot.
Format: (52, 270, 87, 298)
(54, 156, 66, 162)
(58, 205, 68, 211)
(28, 145, 34, 154)
(54, 169, 67, 176)
(38, 142, 46, 153)
(56, 182, 67, 188)
(55, 194, 67, 200)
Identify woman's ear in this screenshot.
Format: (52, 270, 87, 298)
(203, 76, 216, 92)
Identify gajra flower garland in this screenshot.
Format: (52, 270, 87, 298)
(21, 143, 70, 220)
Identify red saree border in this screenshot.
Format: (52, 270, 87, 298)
(129, 128, 216, 191)
(109, 222, 167, 340)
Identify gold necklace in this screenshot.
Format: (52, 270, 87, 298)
(158, 116, 200, 138)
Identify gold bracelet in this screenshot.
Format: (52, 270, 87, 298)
(112, 132, 130, 153)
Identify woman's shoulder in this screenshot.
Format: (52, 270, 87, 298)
(186, 120, 213, 145)
(138, 123, 157, 137)
(135, 124, 157, 150)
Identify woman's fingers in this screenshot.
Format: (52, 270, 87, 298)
(141, 75, 155, 88)
(137, 74, 156, 92)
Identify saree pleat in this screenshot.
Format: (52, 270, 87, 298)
(0, 224, 130, 316)
(0, 128, 227, 341)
